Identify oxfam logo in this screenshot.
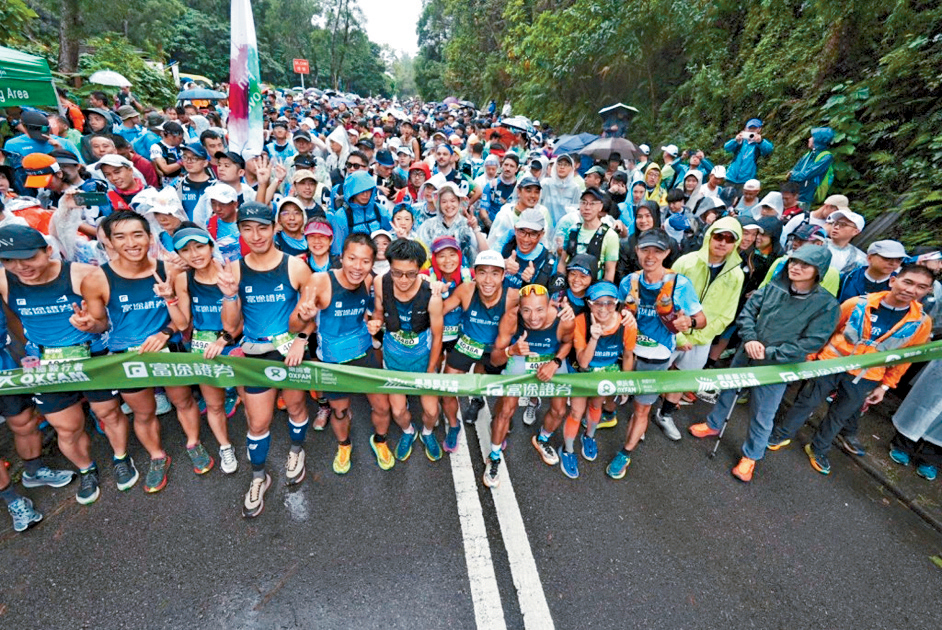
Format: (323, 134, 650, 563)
(597, 380, 617, 396)
(264, 366, 287, 382)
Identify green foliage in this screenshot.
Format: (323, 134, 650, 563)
(0, 0, 38, 47)
(76, 36, 177, 107)
(420, 0, 942, 247)
(164, 8, 231, 82)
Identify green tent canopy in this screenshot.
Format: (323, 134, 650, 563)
(0, 46, 57, 108)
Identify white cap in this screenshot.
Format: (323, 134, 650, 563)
(711, 165, 727, 179)
(396, 145, 414, 157)
(92, 154, 133, 170)
(743, 178, 761, 191)
(205, 183, 239, 204)
(370, 229, 394, 241)
(638, 144, 651, 155)
(473, 250, 505, 270)
(661, 144, 679, 157)
(828, 209, 865, 231)
(867, 240, 907, 259)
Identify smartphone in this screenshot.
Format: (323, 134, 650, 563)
(73, 191, 108, 207)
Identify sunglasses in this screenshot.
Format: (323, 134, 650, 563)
(519, 284, 548, 297)
(346, 162, 366, 170)
(589, 299, 617, 309)
(390, 269, 419, 280)
(711, 232, 737, 244)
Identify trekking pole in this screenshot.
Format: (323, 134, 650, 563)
(709, 388, 742, 459)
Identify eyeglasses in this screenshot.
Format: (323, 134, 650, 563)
(830, 221, 856, 230)
(711, 232, 737, 244)
(579, 199, 602, 207)
(589, 299, 617, 309)
(181, 156, 204, 163)
(519, 284, 548, 297)
(390, 270, 419, 280)
(516, 228, 542, 239)
(346, 162, 366, 170)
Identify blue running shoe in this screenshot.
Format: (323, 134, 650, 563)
(22, 466, 76, 488)
(422, 432, 443, 462)
(197, 394, 207, 416)
(396, 427, 417, 461)
(224, 393, 241, 418)
(560, 450, 579, 479)
(916, 463, 937, 481)
(8, 497, 42, 532)
(804, 444, 831, 475)
(889, 447, 910, 466)
(581, 435, 598, 461)
(443, 425, 461, 453)
(606, 451, 631, 479)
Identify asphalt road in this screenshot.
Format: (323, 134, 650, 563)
(1, 391, 940, 629)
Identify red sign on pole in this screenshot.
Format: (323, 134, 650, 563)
(293, 59, 310, 75)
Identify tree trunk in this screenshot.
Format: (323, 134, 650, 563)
(57, 0, 83, 74)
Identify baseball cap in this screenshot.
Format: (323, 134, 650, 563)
(515, 208, 546, 232)
(238, 201, 275, 225)
(162, 121, 185, 136)
(214, 151, 245, 168)
(205, 183, 239, 204)
(711, 165, 727, 179)
(278, 196, 306, 213)
(0, 224, 49, 258)
(585, 165, 607, 178)
(370, 229, 394, 241)
(516, 175, 542, 190)
(291, 169, 317, 184)
(21, 111, 50, 141)
(303, 220, 333, 238)
(272, 118, 289, 129)
(375, 149, 395, 167)
(91, 154, 134, 171)
(172, 227, 213, 251)
(117, 105, 138, 121)
(474, 250, 505, 270)
(567, 253, 598, 278)
(145, 113, 165, 129)
(396, 145, 414, 158)
(556, 153, 574, 166)
(822, 194, 850, 211)
(50, 149, 81, 166)
(181, 142, 209, 160)
(356, 137, 375, 150)
(431, 235, 460, 254)
(743, 178, 761, 191)
(586, 282, 618, 301)
(661, 144, 679, 157)
(638, 144, 651, 156)
(581, 187, 606, 202)
(827, 209, 865, 231)
(293, 130, 312, 142)
(867, 240, 907, 259)
(745, 118, 763, 129)
(792, 223, 828, 242)
(22, 153, 60, 188)
(636, 228, 672, 251)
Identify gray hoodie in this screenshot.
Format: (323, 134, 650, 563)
(736, 244, 839, 365)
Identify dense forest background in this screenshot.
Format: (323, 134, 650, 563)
(415, 0, 942, 247)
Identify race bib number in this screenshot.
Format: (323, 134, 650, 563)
(190, 330, 218, 354)
(389, 330, 420, 348)
(272, 331, 296, 357)
(525, 353, 555, 374)
(455, 334, 485, 360)
(591, 363, 620, 373)
(443, 324, 460, 338)
(126, 346, 171, 354)
(636, 333, 659, 348)
(40, 344, 91, 365)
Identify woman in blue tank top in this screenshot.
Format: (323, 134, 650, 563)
(173, 226, 241, 474)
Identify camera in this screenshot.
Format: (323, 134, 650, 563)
(746, 132, 756, 140)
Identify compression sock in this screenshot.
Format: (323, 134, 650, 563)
(246, 432, 271, 470)
(586, 406, 602, 438)
(0, 484, 19, 505)
(289, 417, 310, 452)
(563, 415, 580, 453)
(490, 443, 502, 460)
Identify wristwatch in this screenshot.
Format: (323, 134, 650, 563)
(552, 357, 563, 367)
(218, 331, 235, 344)
(159, 326, 174, 337)
(296, 332, 310, 341)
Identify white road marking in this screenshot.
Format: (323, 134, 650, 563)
(475, 403, 555, 630)
(450, 419, 508, 630)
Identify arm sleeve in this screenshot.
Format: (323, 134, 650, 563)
(572, 315, 588, 352)
(621, 317, 637, 353)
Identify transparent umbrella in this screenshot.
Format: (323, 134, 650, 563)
(89, 70, 131, 87)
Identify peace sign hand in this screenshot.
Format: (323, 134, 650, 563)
(215, 260, 238, 298)
(296, 296, 318, 322)
(152, 270, 175, 300)
(70, 301, 96, 332)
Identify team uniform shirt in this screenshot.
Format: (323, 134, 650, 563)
(103, 261, 173, 352)
(177, 176, 215, 222)
(238, 254, 299, 355)
(506, 318, 566, 375)
(187, 271, 237, 355)
(382, 277, 433, 373)
(453, 288, 506, 361)
(573, 313, 637, 371)
(428, 268, 472, 343)
(618, 272, 702, 361)
(315, 270, 372, 364)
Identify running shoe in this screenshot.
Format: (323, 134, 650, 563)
(483, 456, 501, 488)
(422, 432, 443, 462)
(219, 445, 238, 474)
(197, 394, 207, 416)
(464, 397, 485, 425)
(522, 398, 541, 426)
(689, 423, 720, 439)
(679, 392, 698, 405)
(242, 474, 271, 518)
(76, 468, 100, 505)
(8, 497, 42, 532)
(736, 391, 750, 405)
(835, 434, 866, 457)
(113, 457, 139, 491)
(731, 457, 756, 482)
(559, 450, 579, 479)
(22, 466, 75, 488)
(370, 435, 395, 470)
(186, 443, 214, 475)
(155, 391, 172, 415)
(333, 444, 352, 475)
(531, 436, 559, 466)
(443, 425, 461, 453)
(276, 395, 286, 411)
(696, 390, 719, 405)
(224, 393, 241, 419)
(285, 449, 306, 485)
(889, 447, 911, 466)
(606, 451, 631, 480)
(766, 435, 792, 451)
(916, 463, 938, 481)
(120, 401, 132, 416)
(653, 409, 681, 441)
(597, 410, 618, 429)
(313, 404, 331, 431)
(396, 427, 417, 461)
(581, 434, 598, 461)
(144, 456, 171, 493)
(804, 444, 831, 475)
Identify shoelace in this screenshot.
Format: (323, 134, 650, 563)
(249, 477, 265, 501)
(488, 459, 501, 478)
(287, 451, 300, 470)
(80, 472, 97, 492)
(9, 499, 32, 519)
(221, 448, 237, 467)
(114, 461, 131, 478)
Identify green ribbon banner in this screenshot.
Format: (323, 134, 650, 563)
(2, 341, 942, 398)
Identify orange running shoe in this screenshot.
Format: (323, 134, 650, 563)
(689, 423, 720, 439)
(731, 457, 755, 482)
